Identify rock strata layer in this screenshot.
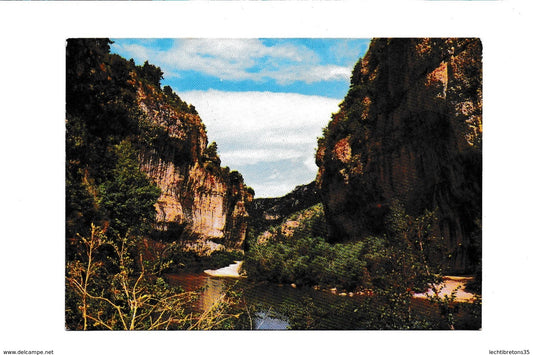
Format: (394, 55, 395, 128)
(135, 77, 253, 253)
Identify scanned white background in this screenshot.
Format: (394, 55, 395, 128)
(0, 1, 532, 354)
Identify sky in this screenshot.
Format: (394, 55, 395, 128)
(111, 38, 370, 197)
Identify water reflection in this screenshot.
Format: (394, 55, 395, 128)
(254, 311, 289, 330)
(165, 272, 353, 329)
(165, 272, 292, 329)
(165, 273, 235, 313)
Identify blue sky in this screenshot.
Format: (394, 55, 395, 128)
(111, 38, 370, 197)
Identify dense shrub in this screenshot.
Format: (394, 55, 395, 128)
(245, 235, 368, 290)
(245, 201, 447, 294)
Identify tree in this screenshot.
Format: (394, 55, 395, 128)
(188, 104, 198, 115)
(204, 141, 221, 167)
(98, 140, 161, 239)
(139, 60, 164, 87)
(205, 141, 219, 159)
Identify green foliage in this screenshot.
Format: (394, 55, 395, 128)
(246, 203, 365, 289)
(162, 249, 245, 273)
(274, 287, 437, 330)
(162, 85, 198, 115)
(205, 141, 219, 160)
(66, 225, 247, 330)
(139, 60, 163, 87)
(203, 141, 221, 170)
(66, 39, 147, 241)
(66, 39, 192, 243)
(384, 201, 448, 279)
(188, 104, 198, 115)
(97, 140, 161, 239)
(246, 186, 255, 197)
(65, 39, 252, 331)
(228, 170, 244, 184)
(245, 235, 366, 290)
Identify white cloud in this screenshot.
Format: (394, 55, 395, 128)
(159, 39, 323, 82)
(113, 39, 352, 85)
(222, 148, 302, 165)
(182, 89, 337, 134)
(264, 64, 352, 85)
(304, 155, 318, 172)
(248, 182, 301, 200)
(179, 90, 340, 197)
(268, 169, 281, 180)
(113, 43, 151, 62)
(110, 39, 355, 197)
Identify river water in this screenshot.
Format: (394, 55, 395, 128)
(166, 272, 294, 329)
(165, 271, 364, 329)
(164, 271, 475, 330)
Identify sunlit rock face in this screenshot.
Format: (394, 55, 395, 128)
(135, 78, 253, 254)
(316, 38, 482, 273)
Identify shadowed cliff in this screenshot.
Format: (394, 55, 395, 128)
(316, 38, 482, 274)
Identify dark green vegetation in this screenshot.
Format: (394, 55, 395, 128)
(163, 249, 245, 274)
(66, 224, 247, 330)
(67, 38, 190, 243)
(272, 290, 481, 330)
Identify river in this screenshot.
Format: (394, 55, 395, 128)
(165, 271, 366, 329)
(166, 272, 294, 329)
(164, 271, 402, 330)
(164, 271, 480, 330)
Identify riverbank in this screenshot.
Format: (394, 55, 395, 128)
(287, 275, 478, 303)
(204, 261, 244, 278)
(202, 257, 479, 302)
(204, 261, 478, 302)
(413, 276, 477, 302)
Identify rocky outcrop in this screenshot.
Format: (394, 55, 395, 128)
(255, 203, 326, 245)
(134, 74, 253, 253)
(248, 181, 320, 234)
(316, 38, 482, 273)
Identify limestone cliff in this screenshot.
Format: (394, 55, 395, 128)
(65, 39, 252, 254)
(316, 38, 482, 273)
(132, 74, 253, 253)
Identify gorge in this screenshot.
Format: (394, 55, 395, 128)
(65, 37, 482, 330)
